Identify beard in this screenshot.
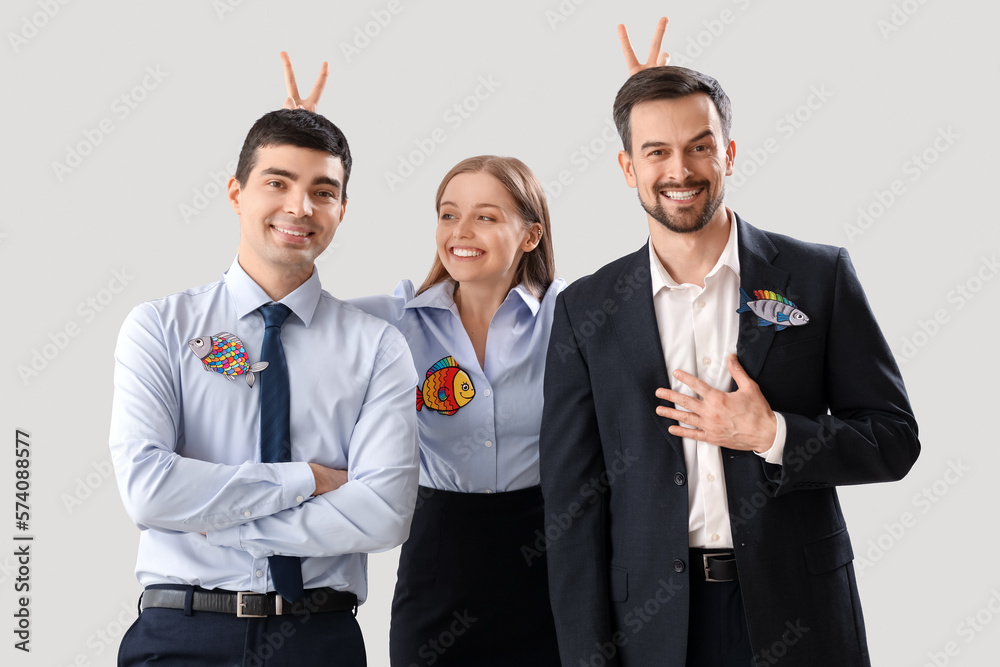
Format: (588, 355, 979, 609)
(638, 179, 725, 235)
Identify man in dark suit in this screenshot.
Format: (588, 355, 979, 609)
(539, 66, 919, 666)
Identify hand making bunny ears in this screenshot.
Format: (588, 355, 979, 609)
(618, 16, 671, 76)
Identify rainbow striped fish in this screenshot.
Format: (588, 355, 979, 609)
(188, 332, 269, 387)
(417, 356, 475, 416)
(738, 289, 809, 331)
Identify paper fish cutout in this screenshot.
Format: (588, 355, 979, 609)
(188, 332, 268, 387)
(416, 356, 475, 416)
(737, 289, 809, 332)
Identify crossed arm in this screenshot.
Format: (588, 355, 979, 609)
(109, 303, 418, 556)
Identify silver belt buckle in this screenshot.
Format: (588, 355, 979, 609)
(702, 552, 731, 582)
(236, 591, 281, 617)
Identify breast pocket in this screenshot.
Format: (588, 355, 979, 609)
(765, 334, 824, 366)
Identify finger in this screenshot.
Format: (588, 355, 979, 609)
(655, 387, 698, 408)
(727, 354, 754, 388)
(657, 51, 670, 66)
(617, 23, 640, 73)
(645, 17, 668, 66)
(657, 406, 701, 426)
(280, 51, 301, 103)
(305, 61, 329, 107)
(283, 96, 297, 110)
(668, 424, 708, 441)
(672, 369, 716, 397)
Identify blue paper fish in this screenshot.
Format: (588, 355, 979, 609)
(188, 332, 268, 387)
(738, 289, 809, 331)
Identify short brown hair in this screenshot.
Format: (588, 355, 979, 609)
(613, 66, 732, 153)
(418, 156, 555, 299)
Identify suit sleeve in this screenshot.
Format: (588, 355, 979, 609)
(540, 291, 620, 666)
(771, 248, 920, 493)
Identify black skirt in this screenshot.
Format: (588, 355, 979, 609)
(389, 485, 561, 667)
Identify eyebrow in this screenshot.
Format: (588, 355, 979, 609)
(639, 130, 716, 151)
(260, 167, 341, 190)
(439, 201, 504, 210)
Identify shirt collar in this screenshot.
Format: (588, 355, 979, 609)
(224, 256, 322, 326)
(649, 207, 741, 294)
(403, 280, 542, 317)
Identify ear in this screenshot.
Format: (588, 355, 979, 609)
(522, 222, 543, 252)
(337, 197, 348, 224)
(724, 139, 736, 176)
(227, 176, 242, 215)
(618, 150, 637, 188)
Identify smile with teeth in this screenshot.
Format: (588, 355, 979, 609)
(662, 188, 703, 201)
(273, 225, 310, 237)
(451, 247, 484, 258)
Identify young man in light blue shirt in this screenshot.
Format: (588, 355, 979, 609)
(110, 109, 419, 667)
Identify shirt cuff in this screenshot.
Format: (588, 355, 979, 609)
(206, 524, 240, 549)
(283, 461, 317, 505)
(754, 412, 786, 465)
(205, 462, 313, 549)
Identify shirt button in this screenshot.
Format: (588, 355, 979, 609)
(672, 559, 686, 573)
(673, 472, 686, 486)
(484, 389, 492, 397)
(244, 511, 252, 518)
(706, 473, 716, 482)
(702, 356, 712, 366)
(296, 496, 304, 503)
(256, 570, 263, 578)
(485, 440, 493, 448)
(696, 300, 706, 309)
(711, 533, 721, 542)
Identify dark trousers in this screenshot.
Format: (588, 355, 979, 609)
(686, 550, 753, 667)
(118, 586, 366, 667)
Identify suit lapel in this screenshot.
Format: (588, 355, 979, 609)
(609, 243, 684, 457)
(735, 215, 789, 381)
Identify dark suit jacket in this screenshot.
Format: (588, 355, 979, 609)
(539, 214, 919, 666)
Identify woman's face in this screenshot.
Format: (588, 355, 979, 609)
(436, 171, 539, 290)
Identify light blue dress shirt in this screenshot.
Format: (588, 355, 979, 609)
(109, 257, 419, 602)
(348, 278, 565, 493)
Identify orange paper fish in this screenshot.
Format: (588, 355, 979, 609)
(416, 356, 475, 416)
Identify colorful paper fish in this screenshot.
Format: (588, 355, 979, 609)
(737, 289, 809, 331)
(188, 332, 269, 387)
(416, 356, 475, 416)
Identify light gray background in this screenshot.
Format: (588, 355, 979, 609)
(2, 1, 996, 665)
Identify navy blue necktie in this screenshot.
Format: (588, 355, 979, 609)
(259, 303, 303, 602)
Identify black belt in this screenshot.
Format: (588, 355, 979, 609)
(141, 587, 358, 617)
(691, 548, 738, 583)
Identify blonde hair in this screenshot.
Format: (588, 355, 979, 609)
(417, 155, 555, 299)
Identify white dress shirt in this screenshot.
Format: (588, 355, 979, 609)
(109, 257, 419, 602)
(649, 209, 785, 548)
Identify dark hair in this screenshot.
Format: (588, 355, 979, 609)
(418, 155, 556, 300)
(234, 109, 352, 202)
(613, 66, 732, 153)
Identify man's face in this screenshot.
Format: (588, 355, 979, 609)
(228, 143, 346, 282)
(618, 93, 735, 234)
